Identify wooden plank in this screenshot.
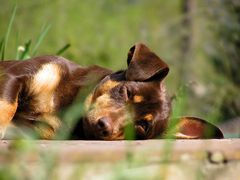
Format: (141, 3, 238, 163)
(0, 139, 239, 163)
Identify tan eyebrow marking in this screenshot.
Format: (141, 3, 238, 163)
(133, 95, 144, 103)
(84, 93, 93, 111)
(100, 80, 120, 92)
(144, 114, 153, 121)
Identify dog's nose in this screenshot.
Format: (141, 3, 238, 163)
(97, 117, 113, 137)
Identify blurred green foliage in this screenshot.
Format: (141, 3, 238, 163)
(0, 1, 239, 179)
(0, 0, 239, 123)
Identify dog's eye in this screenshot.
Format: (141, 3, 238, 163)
(126, 88, 133, 99)
(119, 86, 132, 101)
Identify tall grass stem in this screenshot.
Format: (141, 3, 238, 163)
(2, 5, 17, 60)
(32, 24, 51, 56)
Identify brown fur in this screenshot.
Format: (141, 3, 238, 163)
(0, 43, 223, 140)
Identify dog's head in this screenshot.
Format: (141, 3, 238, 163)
(82, 43, 224, 140)
(83, 43, 171, 140)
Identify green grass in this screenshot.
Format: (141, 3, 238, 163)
(0, 5, 17, 60)
(0, 1, 239, 179)
(31, 24, 51, 56)
(1, 7, 69, 61)
(1, 0, 236, 122)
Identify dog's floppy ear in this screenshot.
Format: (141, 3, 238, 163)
(172, 117, 224, 139)
(125, 43, 169, 81)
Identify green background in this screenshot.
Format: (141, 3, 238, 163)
(0, 0, 239, 124)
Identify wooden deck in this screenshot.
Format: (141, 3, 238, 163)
(0, 139, 239, 162)
(0, 139, 239, 179)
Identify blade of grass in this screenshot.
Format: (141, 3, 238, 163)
(19, 40, 32, 60)
(163, 85, 188, 138)
(2, 5, 17, 60)
(0, 38, 5, 61)
(56, 43, 71, 55)
(171, 85, 188, 118)
(124, 105, 136, 140)
(14, 31, 20, 59)
(31, 24, 51, 56)
(124, 122, 135, 140)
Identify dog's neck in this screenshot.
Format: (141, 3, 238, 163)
(71, 65, 112, 87)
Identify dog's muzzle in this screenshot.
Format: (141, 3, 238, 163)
(95, 117, 113, 138)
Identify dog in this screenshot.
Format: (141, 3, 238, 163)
(0, 43, 223, 140)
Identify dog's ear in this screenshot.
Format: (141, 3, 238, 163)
(125, 43, 169, 81)
(172, 117, 224, 139)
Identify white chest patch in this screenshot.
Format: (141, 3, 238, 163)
(29, 63, 61, 113)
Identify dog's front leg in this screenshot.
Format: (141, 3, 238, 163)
(0, 100, 18, 139)
(34, 114, 61, 139)
(0, 75, 21, 139)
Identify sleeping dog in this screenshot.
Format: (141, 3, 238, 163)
(0, 43, 223, 140)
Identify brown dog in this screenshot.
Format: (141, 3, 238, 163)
(0, 43, 223, 140)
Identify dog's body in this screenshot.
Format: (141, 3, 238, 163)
(0, 43, 223, 140)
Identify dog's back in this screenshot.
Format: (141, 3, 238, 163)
(0, 56, 111, 139)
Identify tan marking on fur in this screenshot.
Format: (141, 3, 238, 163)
(86, 94, 114, 123)
(35, 126, 55, 139)
(94, 94, 113, 108)
(87, 94, 115, 120)
(144, 114, 153, 121)
(87, 93, 128, 138)
(0, 99, 18, 139)
(175, 132, 198, 139)
(35, 114, 61, 139)
(84, 93, 93, 111)
(41, 114, 61, 131)
(0, 100, 17, 124)
(100, 80, 119, 92)
(29, 63, 61, 113)
(133, 95, 144, 103)
(30, 63, 61, 94)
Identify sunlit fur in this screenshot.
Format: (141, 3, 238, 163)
(85, 80, 128, 140)
(0, 43, 223, 140)
(83, 74, 171, 140)
(144, 114, 153, 121)
(28, 63, 61, 113)
(96, 80, 120, 93)
(174, 132, 198, 139)
(0, 99, 18, 138)
(133, 95, 144, 103)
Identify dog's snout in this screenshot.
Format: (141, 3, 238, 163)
(97, 117, 113, 137)
(97, 117, 111, 129)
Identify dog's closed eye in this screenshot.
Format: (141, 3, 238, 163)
(109, 85, 132, 102)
